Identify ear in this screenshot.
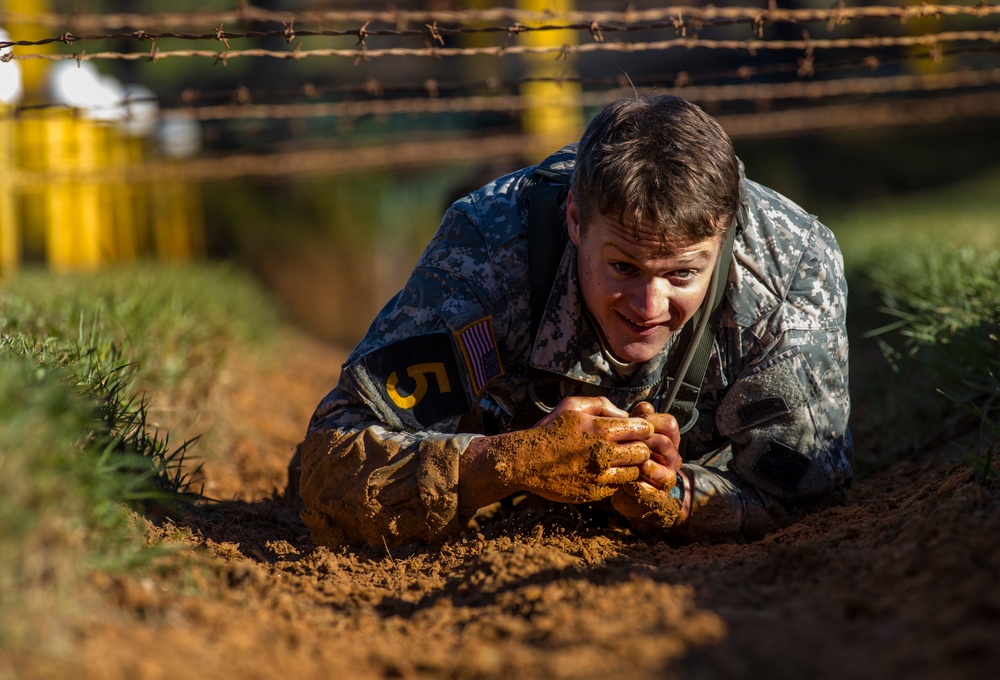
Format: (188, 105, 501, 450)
(566, 191, 582, 247)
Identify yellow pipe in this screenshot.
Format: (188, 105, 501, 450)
(515, 0, 583, 157)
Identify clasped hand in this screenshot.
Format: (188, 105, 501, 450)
(489, 396, 681, 506)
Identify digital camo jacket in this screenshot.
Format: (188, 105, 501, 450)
(298, 145, 853, 546)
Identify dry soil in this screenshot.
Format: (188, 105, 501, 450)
(11, 327, 1000, 680)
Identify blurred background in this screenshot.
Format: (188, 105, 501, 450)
(1, 0, 998, 346)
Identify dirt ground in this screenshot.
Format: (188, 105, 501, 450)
(13, 326, 1000, 680)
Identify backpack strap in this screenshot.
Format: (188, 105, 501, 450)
(661, 217, 739, 435)
(524, 165, 571, 338)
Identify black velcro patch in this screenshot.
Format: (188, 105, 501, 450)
(752, 441, 811, 490)
(360, 333, 472, 429)
(737, 396, 790, 426)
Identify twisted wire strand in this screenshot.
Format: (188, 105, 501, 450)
(8, 90, 1000, 185)
(15, 69, 987, 123)
(1, 3, 998, 32)
(3, 30, 999, 64)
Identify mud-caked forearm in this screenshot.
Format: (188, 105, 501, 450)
(299, 395, 478, 548)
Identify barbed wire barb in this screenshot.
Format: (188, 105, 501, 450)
(6, 29, 1000, 63)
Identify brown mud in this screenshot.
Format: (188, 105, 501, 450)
(10, 327, 1000, 680)
(611, 481, 683, 533)
(488, 412, 647, 505)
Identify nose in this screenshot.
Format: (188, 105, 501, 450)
(628, 277, 670, 321)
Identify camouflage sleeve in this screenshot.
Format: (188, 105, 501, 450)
(298, 200, 510, 548)
(298, 373, 481, 548)
(680, 220, 853, 542)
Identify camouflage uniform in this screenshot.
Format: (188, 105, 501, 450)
(298, 145, 852, 546)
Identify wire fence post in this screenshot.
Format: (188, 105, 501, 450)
(517, 0, 583, 158)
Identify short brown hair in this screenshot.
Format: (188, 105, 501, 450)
(571, 95, 740, 245)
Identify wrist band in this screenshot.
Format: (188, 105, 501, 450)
(669, 474, 685, 502)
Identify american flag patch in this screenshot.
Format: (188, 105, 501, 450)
(455, 317, 504, 393)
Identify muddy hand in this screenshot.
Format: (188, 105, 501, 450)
(490, 396, 654, 504)
(611, 480, 684, 533)
(629, 401, 682, 489)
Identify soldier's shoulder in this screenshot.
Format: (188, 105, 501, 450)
(741, 179, 841, 262)
(730, 180, 841, 324)
(743, 180, 822, 236)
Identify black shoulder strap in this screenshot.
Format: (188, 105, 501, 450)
(662, 216, 740, 434)
(525, 165, 571, 338)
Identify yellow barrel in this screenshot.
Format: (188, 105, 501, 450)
(18, 107, 103, 272)
(151, 173, 203, 262)
(16, 109, 46, 259)
(71, 114, 104, 269)
(105, 125, 138, 263)
(39, 109, 79, 271)
(0, 104, 16, 278)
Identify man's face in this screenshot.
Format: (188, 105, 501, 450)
(566, 192, 723, 364)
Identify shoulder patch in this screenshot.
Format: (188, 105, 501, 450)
(360, 333, 472, 429)
(455, 317, 504, 394)
(752, 441, 810, 490)
(737, 396, 790, 426)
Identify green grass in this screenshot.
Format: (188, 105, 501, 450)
(829, 164, 1000, 477)
(0, 262, 281, 650)
(829, 164, 1000, 277)
(1, 262, 278, 391)
(865, 248, 1000, 479)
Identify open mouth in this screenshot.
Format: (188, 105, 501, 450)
(618, 311, 663, 334)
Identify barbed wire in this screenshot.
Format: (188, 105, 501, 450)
(166, 45, 1000, 102)
(7, 89, 999, 186)
(1, 3, 999, 33)
(6, 38, 999, 124)
(3, 3, 999, 51)
(719, 88, 1000, 137)
(16, 41, 995, 106)
(0, 16, 918, 51)
(15, 69, 990, 124)
(4, 29, 999, 64)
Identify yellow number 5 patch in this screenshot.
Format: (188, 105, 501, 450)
(385, 362, 452, 409)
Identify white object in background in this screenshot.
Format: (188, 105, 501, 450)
(47, 60, 127, 122)
(121, 83, 159, 137)
(158, 115, 202, 159)
(0, 28, 24, 106)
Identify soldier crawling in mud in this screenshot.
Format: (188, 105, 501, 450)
(293, 94, 853, 546)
